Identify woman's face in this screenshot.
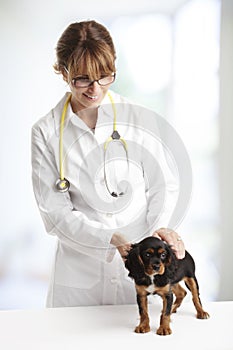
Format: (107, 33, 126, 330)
(68, 76, 111, 113)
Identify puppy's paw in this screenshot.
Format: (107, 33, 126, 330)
(171, 305, 178, 313)
(197, 310, 210, 319)
(156, 325, 172, 336)
(135, 323, 150, 333)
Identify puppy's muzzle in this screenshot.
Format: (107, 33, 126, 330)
(152, 263, 161, 272)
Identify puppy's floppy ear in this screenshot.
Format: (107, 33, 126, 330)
(164, 243, 178, 279)
(125, 244, 143, 277)
(125, 244, 147, 285)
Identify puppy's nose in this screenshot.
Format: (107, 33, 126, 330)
(152, 263, 160, 271)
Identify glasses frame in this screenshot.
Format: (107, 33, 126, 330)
(71, 73, 116, 88)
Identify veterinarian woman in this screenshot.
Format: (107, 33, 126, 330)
(31, 20, 185, 307)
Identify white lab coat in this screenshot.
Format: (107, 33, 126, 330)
(31, 91, 178, 307)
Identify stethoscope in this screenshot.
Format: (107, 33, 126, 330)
(55, 92, 129, 197)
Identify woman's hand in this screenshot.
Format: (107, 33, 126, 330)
(110, 233, 132, 261)
(153, 227, 185, 259)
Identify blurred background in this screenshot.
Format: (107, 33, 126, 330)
(0, 0, 232, 309)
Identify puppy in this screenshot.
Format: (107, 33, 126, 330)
(125, 236, 209, 335)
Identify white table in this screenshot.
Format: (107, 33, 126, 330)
(0, 301, 232, 350)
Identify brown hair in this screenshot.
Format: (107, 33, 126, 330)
(54, 20, 116, 81)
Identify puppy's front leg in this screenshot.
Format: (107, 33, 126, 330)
(157, 291, 173, 335)
(135, 292, 150, 333)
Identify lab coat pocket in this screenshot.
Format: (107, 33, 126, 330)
(55, 243, 101, 289)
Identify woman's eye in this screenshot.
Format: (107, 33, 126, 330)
(77, 77, 89, 82)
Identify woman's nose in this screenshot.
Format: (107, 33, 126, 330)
(88, 81, 100, 92)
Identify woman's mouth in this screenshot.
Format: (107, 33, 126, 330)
(83, 93, 98, 101)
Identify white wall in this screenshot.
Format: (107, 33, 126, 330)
(218, 0, 233, 300)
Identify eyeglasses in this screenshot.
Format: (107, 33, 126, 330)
(71, 73, 116, 88)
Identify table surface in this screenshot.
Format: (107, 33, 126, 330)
(0, 301, 232, 350)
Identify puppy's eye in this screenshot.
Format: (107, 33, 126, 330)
(145, 252, 151, 258)
(160, 252, 167, 260)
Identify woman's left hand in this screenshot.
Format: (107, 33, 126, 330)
(152, 227, 185, 259)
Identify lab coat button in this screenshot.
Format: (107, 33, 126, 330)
(110, 277, 117, 284)
(106, 213, 113, 218)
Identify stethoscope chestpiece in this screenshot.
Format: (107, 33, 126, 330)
(111, 191, 118, 197)
(111, 130, 121, 140)
(55, 178, 70, 193)
(104, 128, 129, 198)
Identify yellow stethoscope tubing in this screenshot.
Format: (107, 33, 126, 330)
(59, 93, 72, 181)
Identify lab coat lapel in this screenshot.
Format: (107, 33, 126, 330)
(52, 92, 71, 136)
(94, 104, 113, 145)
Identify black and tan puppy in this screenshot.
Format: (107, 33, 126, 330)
(125, 236, 209, 335)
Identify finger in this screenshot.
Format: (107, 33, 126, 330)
(119, 244, 131, 258)
(171, 241, 185, 259)
(123, 244, 132, 254)
(152, 232, 161, 239)
(175, 250, 185, 259)
(156, 227, 173, 234)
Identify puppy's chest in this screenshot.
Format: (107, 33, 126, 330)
(146, 283, 156, 294)
(145, 276, 169, 294)
(145, 276, 156, 294)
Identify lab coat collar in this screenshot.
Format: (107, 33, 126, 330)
(52, 92, 72, 136)
(52, 90, 118, 136)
